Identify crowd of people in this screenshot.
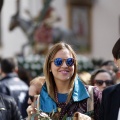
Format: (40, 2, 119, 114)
(0, 40, 119, 120)
(1, 1, 120, 120)
(24, 40, 120, 120)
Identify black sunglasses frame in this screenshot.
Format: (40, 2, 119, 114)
(94, 79, 113, 86)
(29, 95, 34, 102)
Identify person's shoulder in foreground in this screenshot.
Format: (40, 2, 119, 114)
(100, 83, 120, 105)
(102, 83, 119, 93)
(99, 83, 120, 120)
(0, 93, 23, 120)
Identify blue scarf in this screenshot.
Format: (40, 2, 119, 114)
(39, 75, 89, 112)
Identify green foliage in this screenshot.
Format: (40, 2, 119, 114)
(31, 110, 52, 120)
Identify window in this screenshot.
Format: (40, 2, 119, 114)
(67, 0, 93, 53)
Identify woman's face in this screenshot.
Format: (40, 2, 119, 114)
(50, 48, 75, 83)
(94, 72, 112, 91)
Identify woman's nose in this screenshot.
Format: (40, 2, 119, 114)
(102, 82, 107, 87)
(61, 61, 67, 67)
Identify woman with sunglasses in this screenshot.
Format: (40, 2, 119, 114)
(90, 69, 114, 91)
(26, 76, 45, 120)
(31, 42, 101, 120)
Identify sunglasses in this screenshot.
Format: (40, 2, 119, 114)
(29, 95, 34, 102)
(51, 58, 75, 67)
(94, 80, 113, 86)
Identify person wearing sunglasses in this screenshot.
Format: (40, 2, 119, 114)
(99, 38, 120, 120)
(26, 76, 45, 120)
(100, 60, 118, 84)
(90, 69, 114, 91)
(30, 42, 101, 120)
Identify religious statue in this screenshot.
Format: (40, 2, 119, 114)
(9, 0, 60, 55)
(9, 0, 79, 55)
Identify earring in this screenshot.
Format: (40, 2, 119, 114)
(50, 70, 51, 72)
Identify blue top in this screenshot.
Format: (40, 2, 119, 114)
(39, 75, 90, 112)
(57, 93, 68, 103)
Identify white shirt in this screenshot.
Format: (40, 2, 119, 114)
(117, 108, 120, 120)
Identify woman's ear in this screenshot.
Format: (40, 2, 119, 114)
(114, 58, 117, 65)
(114, 58, 120, 68)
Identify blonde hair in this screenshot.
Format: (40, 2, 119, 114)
(43, 42, 77, 102)
(30, 76, 45, 94)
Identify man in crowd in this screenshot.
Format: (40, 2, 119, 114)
(0, 57, 29, 118)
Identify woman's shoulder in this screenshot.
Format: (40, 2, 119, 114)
(86, 85, 102, 100)
(85, 85, 101, 93)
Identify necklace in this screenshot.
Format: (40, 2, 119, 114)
(55, 88, 67, 112)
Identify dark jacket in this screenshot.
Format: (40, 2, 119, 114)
(0, 73, 29, 118)
(0, 93, 22, 120)
(99, 83, 120, 120)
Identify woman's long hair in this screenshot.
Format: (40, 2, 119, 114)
(43, 42, 77, 102)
